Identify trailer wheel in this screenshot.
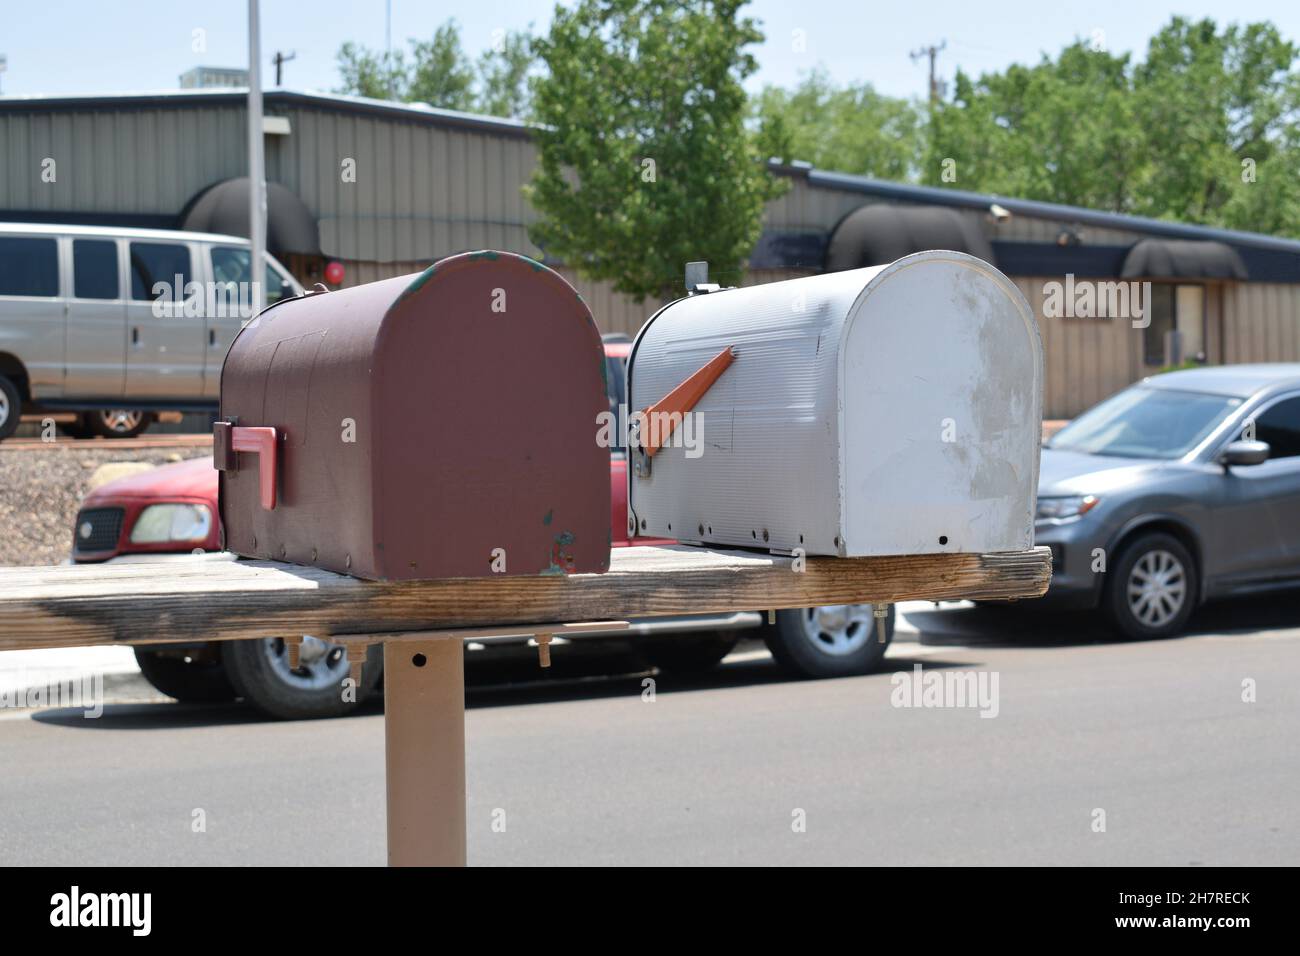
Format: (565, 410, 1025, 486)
(223, 636, 383, 720)
(762, 604, 893, 679)
(0, 375, 21, 441)
(133, 646, 237, 703)
(640, 631, 738, 674)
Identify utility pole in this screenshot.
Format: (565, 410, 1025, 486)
(248, 0, 266, 316)
(272, 50, 296, 86)
(910, 40, 947, 107)
(0, 55, 7, 95)
(386, 0, 394, 100)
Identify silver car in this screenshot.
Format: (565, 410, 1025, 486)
(1033, 363, 1300, 639)
(0, 222, 302, 440)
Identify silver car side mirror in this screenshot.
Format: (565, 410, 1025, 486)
(1220, 440, 1270, 467)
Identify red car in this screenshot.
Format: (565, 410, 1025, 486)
(72, 339, 893, 718)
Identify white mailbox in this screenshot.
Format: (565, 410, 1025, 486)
(626, 250, 1043, 557)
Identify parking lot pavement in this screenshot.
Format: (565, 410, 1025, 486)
(3, 600, 1298, 866)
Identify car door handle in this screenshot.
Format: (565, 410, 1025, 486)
(131, 327, 140, 346)
(209, 329, 217, 347)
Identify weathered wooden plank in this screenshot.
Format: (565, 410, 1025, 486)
(0, 546, 1051, 651)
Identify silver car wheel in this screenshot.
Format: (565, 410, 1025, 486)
(262, 635, 350, 690)
(799, 604, 876, 657)
(1127, 549, 1187, 628)
(0, 390, 9, 428)
(99, 409, 144, 433)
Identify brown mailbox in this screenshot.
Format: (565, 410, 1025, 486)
(215, 250, 611, 581)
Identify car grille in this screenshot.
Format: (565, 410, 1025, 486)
(73, 507, 125, 555)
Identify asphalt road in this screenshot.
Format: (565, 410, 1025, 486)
(2, 596, 1299, 866)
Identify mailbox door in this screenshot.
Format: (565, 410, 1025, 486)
(371, 253, 611, 579)
(840, 251, 1041, 555)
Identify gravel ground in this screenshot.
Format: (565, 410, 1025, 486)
(0, 444, 208, 567)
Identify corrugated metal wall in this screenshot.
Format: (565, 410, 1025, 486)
(0, 105, 246, 213)
(1223, 283, 1300, 365)
(1012, 278, 1144, 419)
(272, 105, 540, 263)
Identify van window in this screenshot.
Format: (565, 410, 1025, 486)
(210, 247, 291, 306)
(73, 239, 119, 299)
(0, 237, 58, 297)
(130, 242, 191, 301)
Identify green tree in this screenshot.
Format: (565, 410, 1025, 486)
(1132, 17, 1300, 228)
(478, 31, 536, 119)
(408, 21, 477, 111)
(752, 69, 925, 181)
(921, 16, 1300, 238)
(334, 20, 537, 118)
(335, 41, 407, 100)
(527, 0, 785, 302)
(924, 41, 1143, 210)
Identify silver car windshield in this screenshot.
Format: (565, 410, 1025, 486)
(1048, 386, 1242, 460)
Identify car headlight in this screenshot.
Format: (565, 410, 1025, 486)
(1036, 495, 1099, 521)
(129, 504, 213, 544)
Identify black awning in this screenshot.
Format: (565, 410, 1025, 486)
(179, 177, 320, 256)
(824, 203, 995, 272)
(991, 241, 1130, 278)
(1121, 239, 1247, 280)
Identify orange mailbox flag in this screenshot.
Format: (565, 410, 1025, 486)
(637, 346, 736, 457)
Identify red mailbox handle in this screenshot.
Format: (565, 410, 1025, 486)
(213, 421, 279, 510)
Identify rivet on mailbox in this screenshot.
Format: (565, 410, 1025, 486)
(626, 250, 1044, 558)
(215, 250, 612, 581)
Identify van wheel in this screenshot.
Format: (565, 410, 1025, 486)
(133, 646, 237, 703)
(223, 636, 383, 720)
(84, 409, 149, 439)
(1103, 532, 1197, 640)
(762, 604, 894, 678)
(0, 375, 21, 441)
(640, 631, 738, 674)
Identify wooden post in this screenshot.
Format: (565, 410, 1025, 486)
(384, 637, 466, 867)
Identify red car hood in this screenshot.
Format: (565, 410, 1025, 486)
(85, 455, 218, 504)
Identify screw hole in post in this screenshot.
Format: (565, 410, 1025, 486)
(412, 653, 427, 667)
(939, 535, 948, 545)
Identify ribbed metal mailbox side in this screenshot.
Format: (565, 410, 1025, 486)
(627, 267, 872, 555)
(627, 250, 1042, 558)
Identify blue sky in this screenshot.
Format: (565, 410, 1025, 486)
(2, 1, 1298, 102)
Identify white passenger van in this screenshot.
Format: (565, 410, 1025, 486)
(0, 223, 304, 440)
